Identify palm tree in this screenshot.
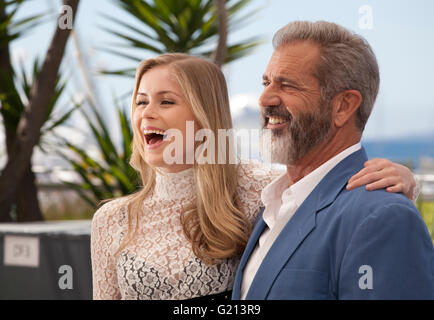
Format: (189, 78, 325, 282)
(0, 0, 49, 222)
(212, 0, 228, 67)
(99, 0, 261, 76)
(0, 0, 81, 222)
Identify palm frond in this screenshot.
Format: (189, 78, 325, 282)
(60, 98, 139, 205)
(99, 0, 263, 74)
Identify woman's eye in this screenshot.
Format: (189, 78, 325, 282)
(137, 101, 148, 106)
(161, 100, 174, 105)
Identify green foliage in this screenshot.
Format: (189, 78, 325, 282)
(99, 0, 262, 76)
(0, 0, 46, 48)
(0, 0, 74, 151)
(0, 58, 78, 151)
(418, 200, 434, 242)
(0, 0, 42, 130)
(59, 99, 139, 207)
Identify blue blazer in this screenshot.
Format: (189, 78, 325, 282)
(232, 148, 434, 299)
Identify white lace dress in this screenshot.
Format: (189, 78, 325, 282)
(91, 160, 281, 300)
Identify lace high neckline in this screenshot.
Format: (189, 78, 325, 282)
(154, 167, 195, 201)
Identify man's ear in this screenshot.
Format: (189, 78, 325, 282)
(332, 90, 363, 128)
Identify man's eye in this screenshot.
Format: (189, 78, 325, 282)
(262, 81, 270, 87)
(282, 83, 297, 89)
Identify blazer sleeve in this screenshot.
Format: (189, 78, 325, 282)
(338, 202, 434, 299)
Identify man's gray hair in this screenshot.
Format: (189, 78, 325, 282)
(273, 21, 380, 132)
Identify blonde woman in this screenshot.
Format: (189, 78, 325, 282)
(91, 53, 418, 300)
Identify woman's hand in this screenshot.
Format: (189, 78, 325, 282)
(347, 158, 419, 202)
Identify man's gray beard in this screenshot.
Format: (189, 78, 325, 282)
(260, 108, 332, 166)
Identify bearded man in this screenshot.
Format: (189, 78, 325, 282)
(232, 20, 434, 300)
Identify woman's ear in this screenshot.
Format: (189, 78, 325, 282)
(332, 90, 363, 128)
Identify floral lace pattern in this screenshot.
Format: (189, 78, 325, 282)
(117, 251, 238, 300)
(91, 160, 281, 300)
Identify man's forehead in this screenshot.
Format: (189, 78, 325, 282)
(264, 41, 320, 77)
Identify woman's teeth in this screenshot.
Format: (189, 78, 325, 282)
(268, 117, 287, 125)
(143, 129, 166, 135)
(143, 129, 167, 145)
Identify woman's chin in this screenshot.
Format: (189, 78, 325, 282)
(144, 154, 165, 168)
(144, 156, 193, 173)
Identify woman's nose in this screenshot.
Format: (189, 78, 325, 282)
(141, 102, 158, 119)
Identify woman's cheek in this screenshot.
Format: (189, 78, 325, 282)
(133, 112, 142, 133)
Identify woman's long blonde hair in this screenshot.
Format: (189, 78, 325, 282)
(116, 53, 251, 264)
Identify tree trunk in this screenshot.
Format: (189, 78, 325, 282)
(212, 0, 228, 68)
(0, 1, 11, 74)
(16, 165, 43, 221)
(0, 0, 80, 222)
(0, 1, 15, 221)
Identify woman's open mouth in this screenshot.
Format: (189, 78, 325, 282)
(143, 128, 167, 150)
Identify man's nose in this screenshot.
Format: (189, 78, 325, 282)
(258, 86, 281, 108)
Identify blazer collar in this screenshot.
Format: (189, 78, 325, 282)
(244, 147, 368, 299)
(315, 147, 368, 211)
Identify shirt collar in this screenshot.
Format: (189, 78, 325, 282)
(287, 142, 362, 208)
(261, 172, 289, 206)
(261, 142, 362, 216)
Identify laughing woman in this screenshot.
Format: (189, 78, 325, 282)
(91, 53, 418, 300)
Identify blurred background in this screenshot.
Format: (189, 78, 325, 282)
(0, 0, 433, 299)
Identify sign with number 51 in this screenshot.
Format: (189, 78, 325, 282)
(3, 235, 40, 268)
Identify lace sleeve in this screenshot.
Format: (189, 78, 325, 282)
(236, 160, 283, 224)
(91, 198, 128, 300)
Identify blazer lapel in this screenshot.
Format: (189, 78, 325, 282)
(232, 208, 267, 299)
(245, 192, 318, 299)
(245, 148, 369, 299)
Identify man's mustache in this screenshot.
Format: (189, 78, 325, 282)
(262, 106, 293, 122)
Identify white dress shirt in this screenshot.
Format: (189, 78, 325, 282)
(240, 143, 362, 299)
